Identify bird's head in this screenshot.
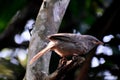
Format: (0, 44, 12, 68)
(83, 35, 103, 48)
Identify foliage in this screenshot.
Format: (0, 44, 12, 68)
(0, 0, 27, 33)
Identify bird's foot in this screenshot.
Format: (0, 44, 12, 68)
(57, 57, 67, 69)
(72, 55, 85, 65)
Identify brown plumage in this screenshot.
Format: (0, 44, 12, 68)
(30, 33, 103, 64)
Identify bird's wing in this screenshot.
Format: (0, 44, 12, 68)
(48, 33, 79, 42)
(50, 36, 72, 42)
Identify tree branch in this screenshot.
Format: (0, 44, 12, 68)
(49, 57, 85, 80)
(48, 46, 98, 80)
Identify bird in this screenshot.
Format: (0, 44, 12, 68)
(29, 33, 103, 64)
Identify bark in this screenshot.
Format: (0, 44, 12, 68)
(25, 0, 70, 80)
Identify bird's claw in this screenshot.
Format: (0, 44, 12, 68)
(72, 55, 85, 64)
(57, 57, 67, 69)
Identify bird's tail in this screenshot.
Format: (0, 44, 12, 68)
(29, 42, 55, 64)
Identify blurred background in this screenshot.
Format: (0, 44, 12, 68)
(0, 0, 120, 80)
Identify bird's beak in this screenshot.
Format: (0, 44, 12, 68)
(93, 40, 103, 45)
(96, 41, 104, 45)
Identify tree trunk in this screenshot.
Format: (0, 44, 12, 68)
(25, 0, 70, 80)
